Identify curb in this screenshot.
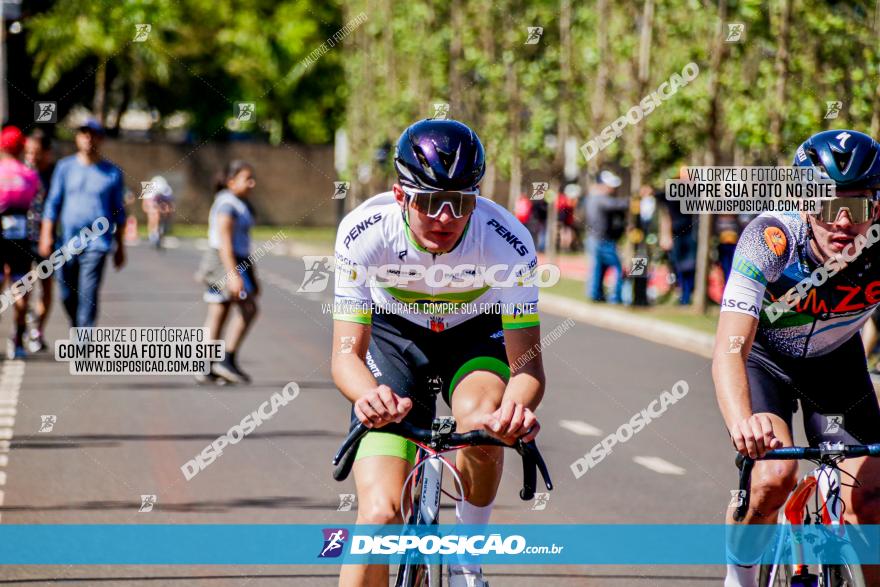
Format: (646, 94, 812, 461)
(263, 241, 718, 358)
(539, 293, 715, 359)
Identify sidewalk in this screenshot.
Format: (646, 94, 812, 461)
(264, 239, 717, 358)
(538, 252, 719, 357)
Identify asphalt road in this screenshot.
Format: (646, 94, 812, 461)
(0, 239, 764, 585)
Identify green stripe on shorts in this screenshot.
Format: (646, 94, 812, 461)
(447, 356, 510, 402)
(354, 430, 417, 464)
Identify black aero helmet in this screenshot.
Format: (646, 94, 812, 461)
(793, 129, 880, 189)
(394, 119, 485, 191)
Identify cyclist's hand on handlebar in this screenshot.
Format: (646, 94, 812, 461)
(730, 412, 783, 459)
(481, 398, 540, 444)
(354, 385, 412, 429)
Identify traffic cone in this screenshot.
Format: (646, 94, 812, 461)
(125, 216, 139, 244)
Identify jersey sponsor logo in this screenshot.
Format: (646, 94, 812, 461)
(721, 297, 760, 316)
(768, 281, 880, 317)
(343, 213, 382, 249)
(486, 218, 528, 256)
(732, 256, 767, 284)
(763, 226, 787, 256)
(365, 351, 383, 377)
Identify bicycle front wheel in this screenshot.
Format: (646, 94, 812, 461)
(821, 561, 865, 587)
(759, 562, 792, 586)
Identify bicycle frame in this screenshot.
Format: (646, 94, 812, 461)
(396, 429, 470, 586)
(764, 464, 844, 583)
(333, 417, 552, 587)
(734, 441, 880, 586)
(400, 447, 463, 526)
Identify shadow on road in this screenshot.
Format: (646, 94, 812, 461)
(0, 494, 343, 514)
(11, 430, 341, 450)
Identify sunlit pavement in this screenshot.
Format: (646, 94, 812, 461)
(0, 241, 768, 585)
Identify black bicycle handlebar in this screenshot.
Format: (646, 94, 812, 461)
(732, 444, 880, 522)
(332, 421, 553, 501)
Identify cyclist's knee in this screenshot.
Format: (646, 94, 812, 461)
(848, 485, 880, 524)
(451, 384, 503, 431)
(453, 398, 499, 432)
(750, 462, 798, 518)
(356, 496, 402, 525)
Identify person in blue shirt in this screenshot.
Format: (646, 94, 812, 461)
(38, 119, 126, 328)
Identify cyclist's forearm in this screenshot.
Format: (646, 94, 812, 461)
(713, 355, 752, 430)
(331, 354, 378, 404)
(503, 370, 544, 410)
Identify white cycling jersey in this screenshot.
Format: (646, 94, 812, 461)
(333, 192, 540, 332)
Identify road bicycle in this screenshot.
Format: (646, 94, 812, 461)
(333, 417, 553, 587)
(733, 441, 880, 586)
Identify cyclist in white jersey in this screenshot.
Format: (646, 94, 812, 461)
(332, 119, 545, 587)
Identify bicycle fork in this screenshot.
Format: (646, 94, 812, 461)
(770, 466, 843, 583)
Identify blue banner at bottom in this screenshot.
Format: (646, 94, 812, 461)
(0, 524, 878, 565)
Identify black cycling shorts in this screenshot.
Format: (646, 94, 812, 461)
(349, 312, 510, 462)
(747, 333, 880, 445)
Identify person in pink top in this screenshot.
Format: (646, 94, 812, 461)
(0, 126, 40, 358)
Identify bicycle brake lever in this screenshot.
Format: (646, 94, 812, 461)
(516, 440, 553, 500)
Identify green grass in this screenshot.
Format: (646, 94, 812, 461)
(546, 277, 720, 335)
(152, 227, 717, 335)
(144, 224, 335, 245)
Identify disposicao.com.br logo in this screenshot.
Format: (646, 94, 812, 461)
(321, 529, 564, 559)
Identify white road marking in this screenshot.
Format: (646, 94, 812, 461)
(0, 360, 25, 522)
(559, 420, 602, 436)
(633, 456, 686, 475)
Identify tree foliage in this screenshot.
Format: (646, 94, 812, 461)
(25, 0, 880, 190)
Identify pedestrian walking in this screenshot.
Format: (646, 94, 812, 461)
(195, 160, 259, 384)
(23, 129, 55, 352)
(40, 118, 126, 328)
(0, 126, 40, 357)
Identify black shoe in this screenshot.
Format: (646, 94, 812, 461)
(194, 371, 220, 385)
(213, 357, 251, 384)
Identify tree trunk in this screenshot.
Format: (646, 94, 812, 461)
(693, 0, 727, 314)
(93, 61, 107, 124)
(588, 0, 611, 175)
(628, 0, 654, 305)
(768, 0, 792, 163)
(630, 0, 654, 198)
(506, 54, 521, 212)
(555, 0, 572, 178)
(871, 0, 880, 133)
(449, 0, 464, 111)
